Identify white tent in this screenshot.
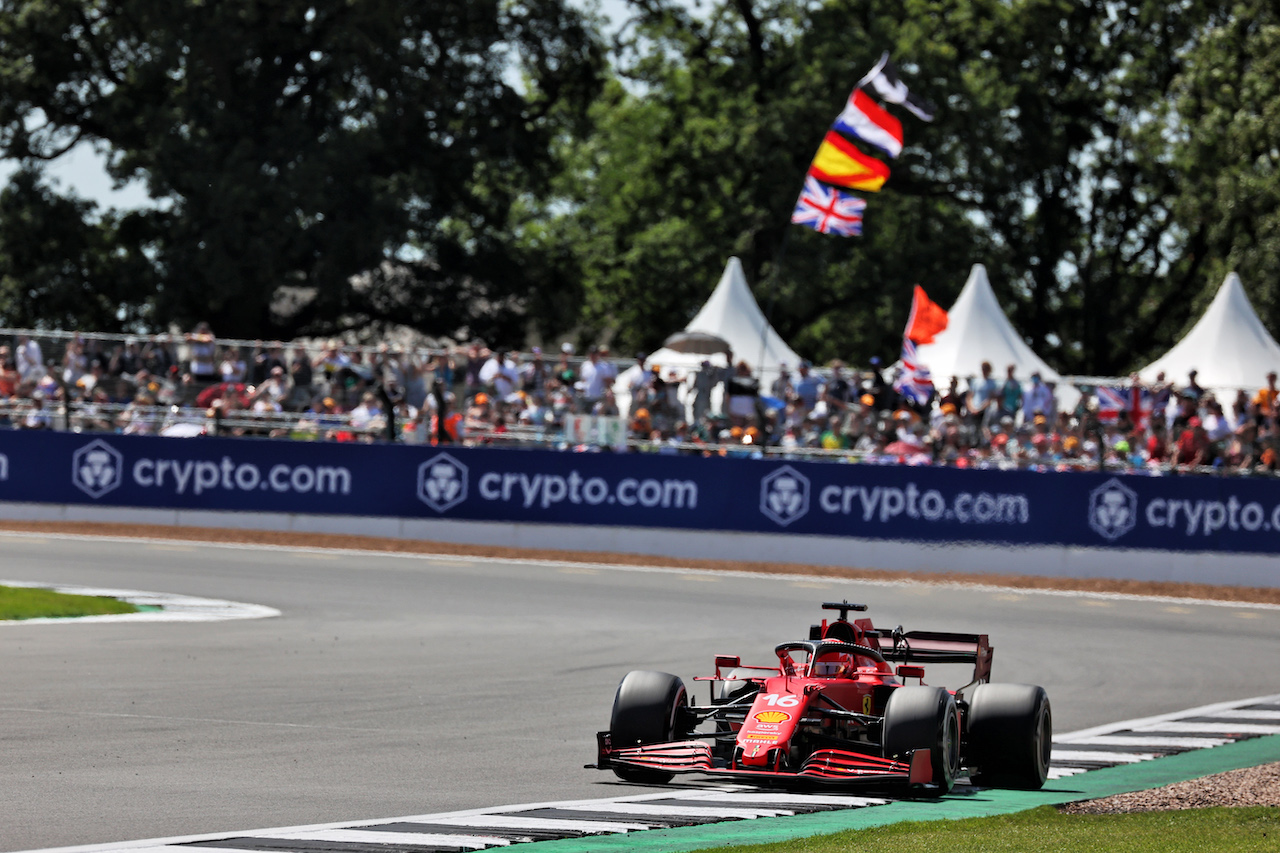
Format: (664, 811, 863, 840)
(643, 256, 803, 378)
(914, 264, 1061, 385)
(1138, 272, 1280, 393)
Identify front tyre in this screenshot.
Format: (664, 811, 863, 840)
(609, 670, 688, 783)
(882, 686, 960, 795)
(966, 683, 1052, 789)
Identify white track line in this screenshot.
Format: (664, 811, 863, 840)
(20, 694, 1280, 853)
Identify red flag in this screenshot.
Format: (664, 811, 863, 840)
(904, 285, 949, 344)
(833, 89, 904, 158)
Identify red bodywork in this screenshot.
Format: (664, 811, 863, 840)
(593, 604, 992, 791)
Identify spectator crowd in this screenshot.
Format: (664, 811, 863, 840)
(2, 326, 1279, 477)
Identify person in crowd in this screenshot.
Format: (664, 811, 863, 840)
(15, 334, 43, 382)
(1253, 371, 1278, 428)
(0, 345, 17, 401)
(823, 361, 853, 415)
(578, 345, 616, 413)
(479, 348, 520, 409)
(249, 342, 287, 385)
(18, 390, 52, 429)
(792, 360, 822, 413)
(1147, 371, 1172, 424)
(725, 361, 760, 427)
(60, 338, 88, 388)
(938, 376, 964, 416)
(688, 359, 725, 424)
(592, 386, 621, 417)
(864, 357, 890, 410)
(1184, 369, 1205, 401)
(312, 340, 350, 390)
(622, 353, 653, 417)
(140, 336, 176, 376)
(966, 361, 999, 430)
(464, 392, 492, 435)
(186, 322, 218, 382)
(118, 389, 159, 435)
(300, 395, 346, 441)
(218, 346, 247, 383)
(520, 347, 549, 396)
(461, 341, 487, 399)
(105, 342, 129, 377)
(998, 364, 1023, 424)
(1022, 372, 1054, 424)
(771, 363, 793, 400)
(552, 343, 576, 388)
(347, 390, 384, 434)
(1174, 416, 1212, 468)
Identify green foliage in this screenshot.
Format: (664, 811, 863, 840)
(1166, 3, 1280, 338)
(1, 0, 1276, 375)
(0, 0, 604, 340)
(0, 167, 157, 331)
(547, 0, 1242, 373)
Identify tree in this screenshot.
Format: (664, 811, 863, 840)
(0, 0, 604, 340)
(1163, 2, 1280, 345)
(545, 0, 1220, 374)
(0, 167, 157, 331)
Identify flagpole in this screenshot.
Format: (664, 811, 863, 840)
(756, 225, 793, 374)
(855, 51, 890, 92)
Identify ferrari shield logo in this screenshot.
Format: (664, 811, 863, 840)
(416, 453, 468, 513)
(760, 465, 810, 527)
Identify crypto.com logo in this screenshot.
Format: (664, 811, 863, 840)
(72, 439, 123, 499)
(416, 453, 468, 513)
(1088, 477, 1138, 541)
(760, 465, 810, 527)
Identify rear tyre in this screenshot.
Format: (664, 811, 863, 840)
(882, 686, 960, 795)
(609, 670, 688, 783)
(966, 683, 1052, 789)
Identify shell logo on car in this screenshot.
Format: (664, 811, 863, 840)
(754, 710, 791, 723)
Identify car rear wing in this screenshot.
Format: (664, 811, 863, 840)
(874, 631, 992, 685)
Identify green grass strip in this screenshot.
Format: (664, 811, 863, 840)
(690, 806, 1280, 853)
(0, 584, 139, 620)
(539, 734, 1280, 852)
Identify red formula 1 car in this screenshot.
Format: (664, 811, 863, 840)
(590, 602, 1051, 795)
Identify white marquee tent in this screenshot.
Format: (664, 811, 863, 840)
(642, 256, 803, 378)
(1138, 272, 1280, 394)
(914, 263, 1060, 385)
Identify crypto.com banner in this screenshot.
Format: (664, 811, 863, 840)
(1, 431, 1279, 554)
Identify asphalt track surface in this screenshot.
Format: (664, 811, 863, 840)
(4, 533, 1280, 852)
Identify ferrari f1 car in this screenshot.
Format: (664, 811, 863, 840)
(590, 602, 1050, 794)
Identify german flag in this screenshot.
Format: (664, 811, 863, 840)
(806, 131, 890, 192)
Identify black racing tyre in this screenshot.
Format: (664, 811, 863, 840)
(882, 686, 960, 795)
(609, 670, 688, 783)
(965, 683, 1052, 789)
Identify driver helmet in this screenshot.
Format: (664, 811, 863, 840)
(812, 651, 855, 678)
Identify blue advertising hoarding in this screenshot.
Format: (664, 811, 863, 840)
(2, 430, 1280, 555)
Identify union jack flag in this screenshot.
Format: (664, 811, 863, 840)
(791, 177, 867, 237)
(893, 338, 934, 404)
(1096, 385, 1153, 428)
